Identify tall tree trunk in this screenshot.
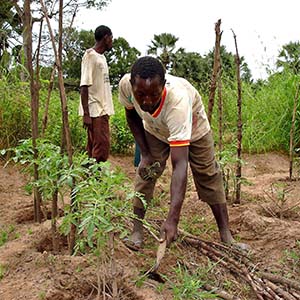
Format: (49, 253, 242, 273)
(207, 19, 222, 124)
(232, 30, 242, 205)
(40, 0, 75, 253)
(23, 0, 42, 222)
(289, 83, 300, 180)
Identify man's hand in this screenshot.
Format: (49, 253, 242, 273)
(139, 161, 161, 181)
(83, 115, 92, 129)
(160, 219, 178, 247)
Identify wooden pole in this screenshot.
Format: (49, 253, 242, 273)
(207, 19, 222, 124)
(232, 29, 242, 205)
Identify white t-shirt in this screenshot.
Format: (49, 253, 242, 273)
(118, 73, 210, 146)
(79, 48, 114, 117)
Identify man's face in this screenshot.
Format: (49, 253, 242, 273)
(131, 75, 165, 114)
(105, 34, 113, 51)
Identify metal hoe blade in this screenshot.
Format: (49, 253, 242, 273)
(152, 239, 167, 272)
(142, 240, 167, 283)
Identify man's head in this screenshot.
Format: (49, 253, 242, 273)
(94, 25, 113, 51)
(130, 56, 166, 113)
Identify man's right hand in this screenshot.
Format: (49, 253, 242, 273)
(160, 218, 178, 247)
(83, 115, 92, 129)
(138, 155, 160, 181)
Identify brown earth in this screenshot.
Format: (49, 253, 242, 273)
(0, 152, 300, 300)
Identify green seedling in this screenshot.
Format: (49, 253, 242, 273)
(0, 264, 7, 280)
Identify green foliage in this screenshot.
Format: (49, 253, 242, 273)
(171, 45, 252, 95)
(61, 161, 135, 255)
(180, 215, 217, 237)
(242, 72, 300, 152)
(37, 290, 46, 300)
(62, 28, 95, 80)
(0, 230, 8, 247)
(276, 41, 300, 74)
(0, 224, 17, 247)
(3, 139, 75, 204)
(0, 1, 22, 61)
(62, 30, 140, 91)
(147, 33, 179, 70)
(106, 37, 141, 89)
(3, 137, 136, 257)
(168, 263, 219, 299)
(171, 50, 211, 93)
(0, 264, 7, 280)
(110, 93, 135, 154)
(0, 77, 31, 150)
(282, 240, 300, 272)
(207, 70, 300, 153)
(1, 41, 300, 156)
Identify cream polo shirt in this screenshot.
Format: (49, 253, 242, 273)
(118, 73, 210, 146)
(79, 48, 114, 117)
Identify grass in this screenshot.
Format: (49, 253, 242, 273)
(168, 263, 219, 300)
(0, 264, 7, 280)
(282, 240, 300, 273)
(0, 230, 8, 247)
(180, 215, 217, 237)
(0, 225, 18, 247)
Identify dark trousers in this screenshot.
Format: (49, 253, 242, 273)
(133, 130, 226, 209)
(86, 115, 110, 163)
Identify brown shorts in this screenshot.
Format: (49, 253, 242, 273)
(86, 115, 110, 163)
(133, 130, 226, 209)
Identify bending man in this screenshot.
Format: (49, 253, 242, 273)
(119, 56, 247, 250)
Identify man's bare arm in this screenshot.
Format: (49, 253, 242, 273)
(161, 146, 188, 245)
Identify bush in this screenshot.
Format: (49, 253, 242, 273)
(110, 93, 135, 154)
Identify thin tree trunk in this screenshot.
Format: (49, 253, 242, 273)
(40, 0, 75, 253)
(289, 83, 300, 180)
(23, 0, 42, 222)
(109, 232, 118, 299)
(35, 19, 43, 92)
(41, 65, 56, 136)
(232, 30, 242, 205)
(51, 188, 59, 252)
(207, 19, 222, 124)
(217, 73, 223, 155)
(41, 3, 77, 137)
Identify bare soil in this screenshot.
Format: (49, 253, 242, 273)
(0, 152, 300, 300)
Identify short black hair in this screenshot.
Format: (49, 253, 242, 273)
(94, 25, 112, 41)
(131, 56, 165, 85)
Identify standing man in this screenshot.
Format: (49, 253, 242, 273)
(79, 25, 114, 163)
(119, 56, 248, 250)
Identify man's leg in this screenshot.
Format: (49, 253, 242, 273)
(209, 203, 234, 243)
(189, 131, 234, 244)
(91, 115, 110, 163)
(127, 132, 169, 249)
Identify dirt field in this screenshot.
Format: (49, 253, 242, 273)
(0, 152, 300, 300)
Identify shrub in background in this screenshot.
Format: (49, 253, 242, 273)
(110, 93, 135, 155)
(1, 70, 299, 155)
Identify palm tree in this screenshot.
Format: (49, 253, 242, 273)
(276, 41, 300, 74)
(147, 33, 179, 70)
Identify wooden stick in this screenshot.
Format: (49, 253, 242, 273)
(259, 272, 300, 291)
(203, 283, 242, 300)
